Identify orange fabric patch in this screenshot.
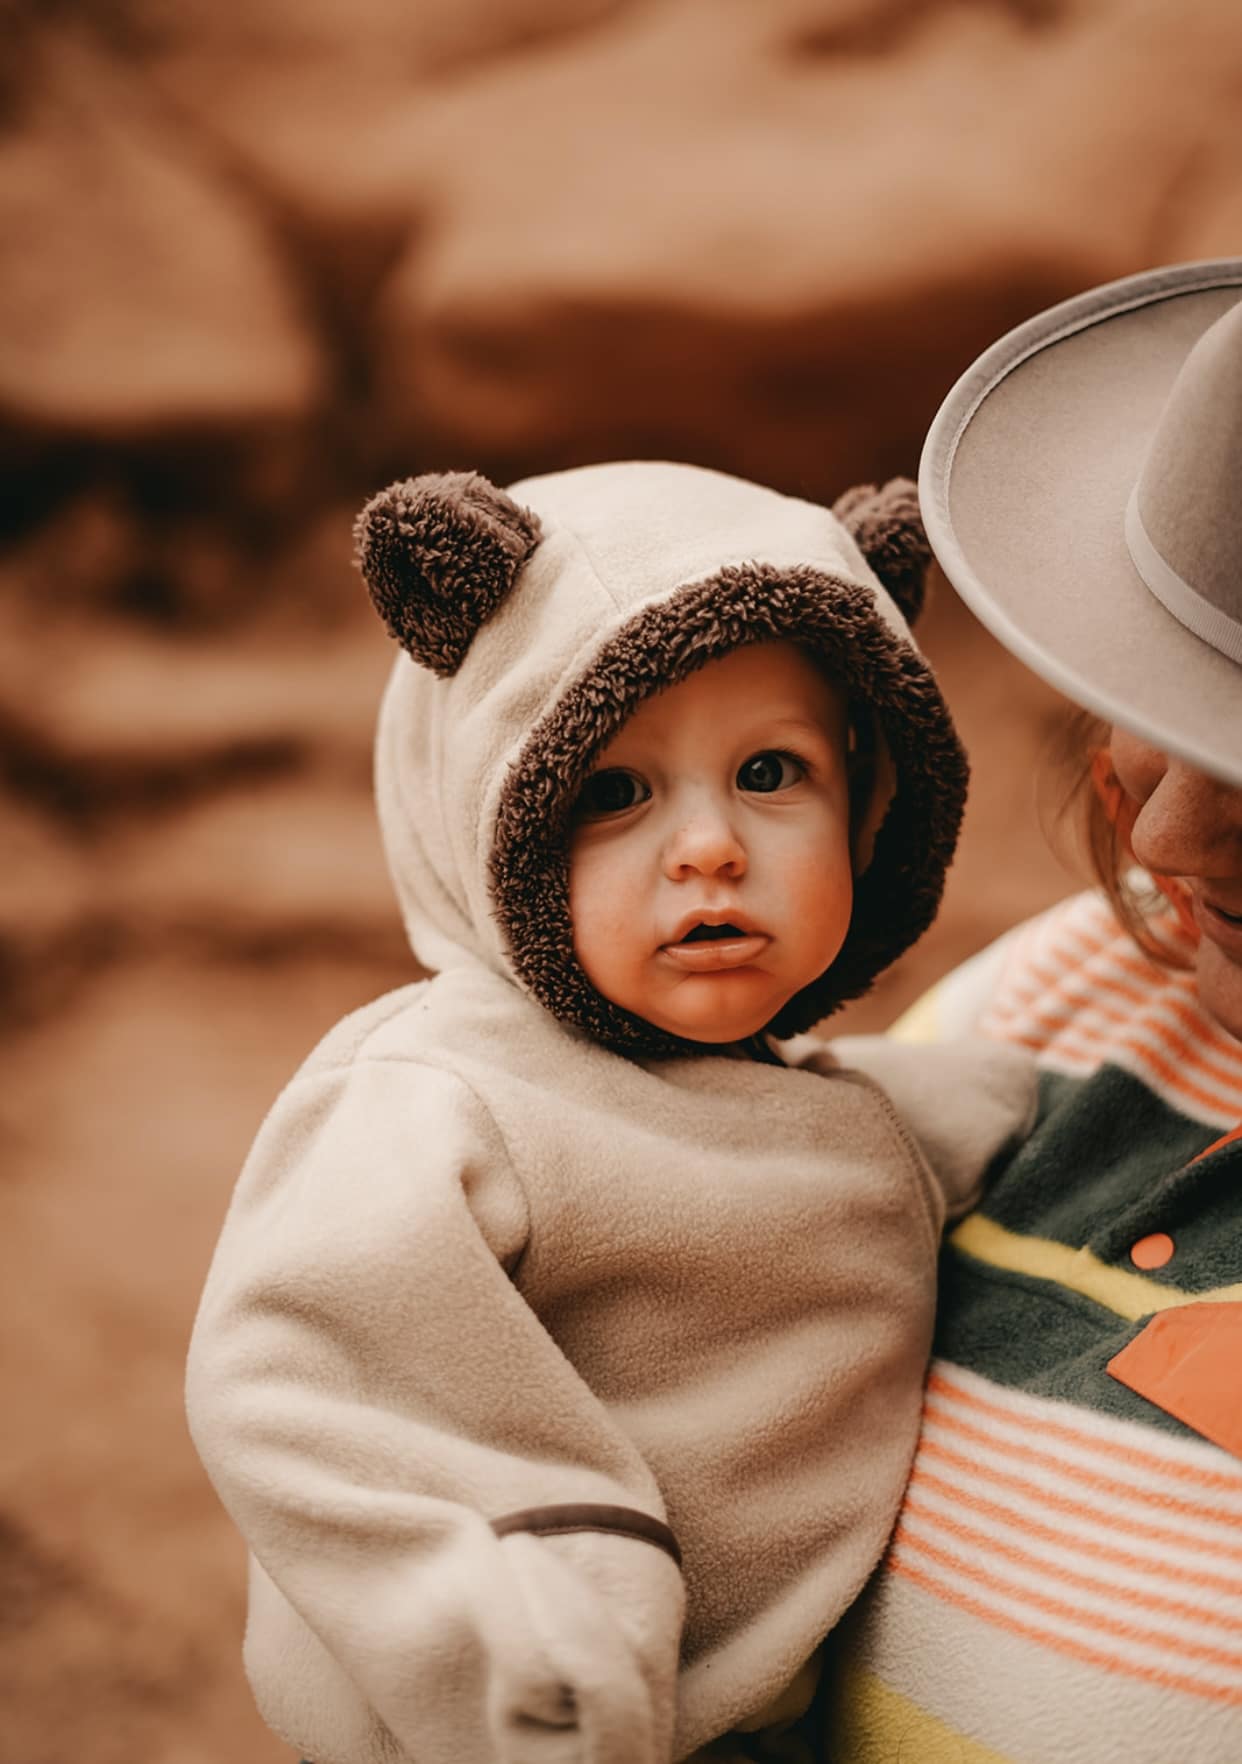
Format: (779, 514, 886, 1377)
(1130, 1232, 1175, 1270)
(1108, 1304, 1242, 1459)
(1190, 1122, 1242, 1165)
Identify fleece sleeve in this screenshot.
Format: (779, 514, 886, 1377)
(784, 1034, 1038, 1222)
(185, 1055, 685, 1764)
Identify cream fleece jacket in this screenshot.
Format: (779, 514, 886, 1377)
(185, 462, 1036, 1764)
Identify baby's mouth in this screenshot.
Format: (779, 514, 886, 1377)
(663, 922, 769, 971)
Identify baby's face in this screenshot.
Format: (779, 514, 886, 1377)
(568, 641, 855, 1044)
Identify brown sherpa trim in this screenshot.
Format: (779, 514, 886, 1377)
(832, 479, 932, 625)
(354, 471, 542, 678)
(489, 565, 968, 1061)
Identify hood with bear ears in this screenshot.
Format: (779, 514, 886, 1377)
(358, 460, 967, 1061)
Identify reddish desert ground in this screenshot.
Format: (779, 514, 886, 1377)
(4, 4, 1241, 1760)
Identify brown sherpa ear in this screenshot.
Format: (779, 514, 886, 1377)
(832, 477, 932, 625)
(353, 471, 542, 677)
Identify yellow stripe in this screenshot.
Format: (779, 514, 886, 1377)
(829, 1659, 1013, 1764)
(951, 1213, 1242, 1322)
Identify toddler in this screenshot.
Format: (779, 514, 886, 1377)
(186, 461, 1033, 1764)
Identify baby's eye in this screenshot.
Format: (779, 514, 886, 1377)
(575, 768, 651, 818)
(737, 750, 804, 793)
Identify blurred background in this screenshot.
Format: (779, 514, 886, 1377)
(3, 2, 1241, 1759)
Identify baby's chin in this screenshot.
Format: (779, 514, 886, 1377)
(641, 993, 788, 1046)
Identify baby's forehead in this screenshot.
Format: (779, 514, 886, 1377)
(600, 640, 850, 749)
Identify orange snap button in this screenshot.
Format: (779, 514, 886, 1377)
(1130, 1232, 1174, 1271)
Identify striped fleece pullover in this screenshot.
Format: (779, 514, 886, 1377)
(824, 887, 1242, 1764)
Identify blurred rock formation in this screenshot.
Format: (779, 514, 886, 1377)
(3, 2, 1240, 1759)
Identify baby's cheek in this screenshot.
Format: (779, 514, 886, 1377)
(569, 850, 636, 979)
(789, 849, 852, 959)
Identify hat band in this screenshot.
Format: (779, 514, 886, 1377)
(1124, 489, 1242, 665)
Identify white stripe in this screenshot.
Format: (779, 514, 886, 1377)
(910, 1452, 1242, 1586)
(925, 1387, 1242, 1511)
(919, 1416, 1242, 1554)
(1012, 999, 1242, 1109)
(1009, 1015, 1242, 1124)
(936, 1362, 1239, 1473)
(1100, 1007, 1242, 1104)
(906, 1482, 1242, 1620)
(1019, 1031, 1235, 1123)
(1126, 490, 1242, 665)
(898, 1505, 1242, 1649)
(891, 1537, 1242, 1695)
(996, 941, 1208, 1034)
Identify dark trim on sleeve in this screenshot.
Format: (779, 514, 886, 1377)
(491, 1502, 683, 1568)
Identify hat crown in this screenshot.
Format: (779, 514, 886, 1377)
(1130, 296, 1242, 656)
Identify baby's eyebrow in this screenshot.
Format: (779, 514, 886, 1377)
(755, 716, 834, 743)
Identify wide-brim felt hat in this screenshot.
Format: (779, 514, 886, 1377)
(920, 259, 1242, 787)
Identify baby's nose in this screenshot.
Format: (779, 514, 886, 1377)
(663, 803, 747, 879)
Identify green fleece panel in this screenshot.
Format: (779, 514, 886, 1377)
(933, 1253, 1207, 1440)
(979, 1066, 1242, 1292)
(937, 1053, 1242, 1441)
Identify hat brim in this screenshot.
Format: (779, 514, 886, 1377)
(920, 259, 1242, 787)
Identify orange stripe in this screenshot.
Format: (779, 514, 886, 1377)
(1108, 942, 1198, 993)
(987, 959, 1157, 1037)
(923, 1400, 1242, 1526)
(995, 926, 1191, 1015)
(1034, 912, 1119, 965)
(1082, 1027, 1239, 1117)
(893, 1528, 1242, 1671)
(1108, 944, 1197, 992)
(991, 915, 1242, 1072)
(890, 1555, 1242, 1707)
(988, 984, 1242, 1100)
(908, 1466, 1242, 1598)
(900, 1492, 1242, 1632)
(1006, 956, 1189, 1039)
(998, 949, 1153, 1016)
(1018, 1013, 1242, 1118)
(915, 1437, 1242, 1566)
(926, 1370, 1242, 1492)
(1156, 991, 1242, 1065)
(1100, 957, 1242, 1072)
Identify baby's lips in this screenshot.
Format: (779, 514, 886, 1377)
(661, 934, 769, 972)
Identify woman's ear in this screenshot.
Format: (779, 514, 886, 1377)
(354, 470, 542, 677)
(832, 478, 932, 626)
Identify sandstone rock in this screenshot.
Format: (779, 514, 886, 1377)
(107, 773, 406, 953)
(0, 799, 90, 926)
(133, 0, 627, 245)
(1, 954, 399, 1764)
(373, 0, 1242, 485)
(0, 580, 390, 778)
(0, 21, 322, 442)
(4, 482, 369, 622)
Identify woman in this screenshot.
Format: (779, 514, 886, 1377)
(824, 259, 1242, 1763)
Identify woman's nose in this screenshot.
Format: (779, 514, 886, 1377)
(1128, 760, 1241, 879)
(663, 799, 747, 880)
